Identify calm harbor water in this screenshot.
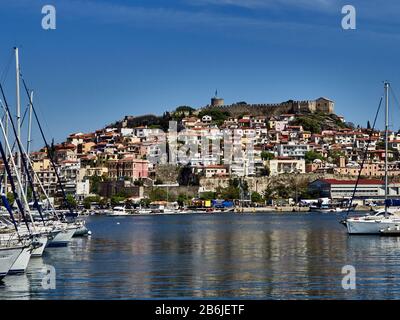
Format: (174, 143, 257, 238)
(1, 212, 400, 300)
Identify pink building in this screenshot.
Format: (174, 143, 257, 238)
(108, 157, 149, 180)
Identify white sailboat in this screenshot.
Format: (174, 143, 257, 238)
(345, 82, 400, 234)
(9, 246, 32, 274)
(0, 244, 24, 280)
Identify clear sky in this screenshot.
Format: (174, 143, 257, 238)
(0, 0, 400, 150)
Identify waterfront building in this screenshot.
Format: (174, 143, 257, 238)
(334, 161, 400, 177)
(309, 178, 400, 199)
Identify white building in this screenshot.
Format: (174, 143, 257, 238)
(309, 178, 400, 199)
(277, 143, 309, 159)
(268, 158, 306, 176)
(76, 180, 90, 200)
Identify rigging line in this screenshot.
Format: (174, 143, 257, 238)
(19, 72, 74, 217)
(0, 87, 46, 226)
(388, 86, 400, 183)
(0, 102, 31, 166)
(345, 96, 383, 218)
(0, 84, 32, 232)
(0, 100, 59, 221)
(390, 86, 400, 116)
(0, 138, 30, 233)
(0, 91, 46, 225)
(0, 51, 13, 83)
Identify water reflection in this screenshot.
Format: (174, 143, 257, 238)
(1, 213, 400, 299)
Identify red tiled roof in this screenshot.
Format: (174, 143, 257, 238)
(205, 165, 227, 169)
(320, 178, 384, 185)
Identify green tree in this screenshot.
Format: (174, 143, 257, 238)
(111, 195, 126, 207)
(276, 184, 290, 199)
(175, 106, 195, 115)
(65, 194, 77, 209)
(134, 179, 144, 186)
(199, 192, 216, 200)
(149, 188, 168, 202)
(89, 175, 104, 194)
(26, 187, 33, 202)
(263, 185, 276, 203)
(140, 198, 151, 207)
(177, 194, 188, 206)
(198, 109, 230, 126)
(305, 150, 325, 164)
(261, 151, 275, 161)
(251, 192, 263, 204)
(83, 196, 101, 209)
(291, 117, 321, 134)
(99, 197, 108, 207)
(328, 150, 345, 164)
(5, 192, 14, 206)
(218, 185, 240, 200)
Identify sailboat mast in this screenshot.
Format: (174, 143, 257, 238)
(384, 81, 389, 216)
(3, 109, 8, 193)
(14, 47, 21, 200)
(25, 90, 33, 197)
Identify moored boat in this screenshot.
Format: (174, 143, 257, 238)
(344, 82, 400, 234)
(107, 206, 130, 216)
(0, 245, 25, 280)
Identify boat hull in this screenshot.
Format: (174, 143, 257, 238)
(346, 219, 400, 234)
(73, 225, 89, 237)
(31, 236, 48, 257)
(0, 247, 24, 279)
(9, 247, 31, 274)
(48, 228, 75, 247)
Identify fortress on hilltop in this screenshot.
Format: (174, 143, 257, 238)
(200, 93, 334, 117)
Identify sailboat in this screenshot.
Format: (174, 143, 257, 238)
(0, 242, 25, 280)
(0, 46, 92, 280)
(345, 82, 400, 234)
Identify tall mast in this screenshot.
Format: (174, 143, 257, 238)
(27, 91, 33, 154)
(14, 47, 21, 200)
(0, 105, 35, 228)
(384, 81, 389, 217)
(25, 90, 33, 197)
(3, 109, 8, 193)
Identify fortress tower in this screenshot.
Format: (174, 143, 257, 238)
(211, 90, 224, 107)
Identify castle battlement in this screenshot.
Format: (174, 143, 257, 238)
(203, 96, 334, 117)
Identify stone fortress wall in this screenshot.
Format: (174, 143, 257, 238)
(200, 97, 334, 117)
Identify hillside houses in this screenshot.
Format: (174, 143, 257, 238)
(24, 101, 400, 203)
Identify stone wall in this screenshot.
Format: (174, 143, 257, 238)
(199, 173, 343, 194)
(144, 185, 199, 199)
(199, 99, 334, 118)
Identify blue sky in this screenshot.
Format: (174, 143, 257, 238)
(0, 0, 400, 149)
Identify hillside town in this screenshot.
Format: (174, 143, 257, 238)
(24, 95, 400, 211)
